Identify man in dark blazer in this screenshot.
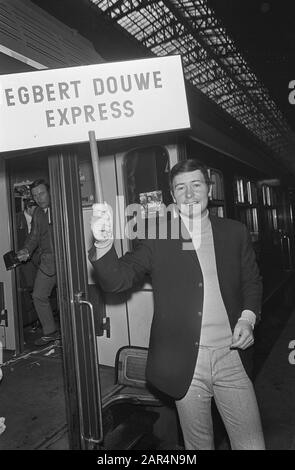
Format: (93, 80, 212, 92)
(89, 159, 265, 450)
(17, 179, 58, 346)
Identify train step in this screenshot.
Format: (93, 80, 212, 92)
(103, 409, 159, 450)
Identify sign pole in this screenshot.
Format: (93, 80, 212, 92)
(88, 130, 103, 203)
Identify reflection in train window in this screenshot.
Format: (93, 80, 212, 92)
(208, 168, 225, 218)
(262, 184, 280, 232)
(234, 177, 259, 240)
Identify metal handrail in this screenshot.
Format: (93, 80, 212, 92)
(74, 293, 104, 447)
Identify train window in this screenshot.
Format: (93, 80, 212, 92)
(122, 145, 171, 254)
(262, 184, 279, 231)
(234, 177, 259, 240)
(235, 178, 258, 204)
(208, 168, 225, 218)
(262, 185, 277, 207)
(123, 145, 171, 214)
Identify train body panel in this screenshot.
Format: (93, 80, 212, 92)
(0, 159, 16, 350)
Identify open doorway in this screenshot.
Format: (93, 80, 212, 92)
(6, 152, 58, 354)
(2, 147, 103, 449)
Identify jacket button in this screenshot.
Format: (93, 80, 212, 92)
(198, 282, 203, 288)
(195, 341, 199, 346)
(198, 311, 202, 316)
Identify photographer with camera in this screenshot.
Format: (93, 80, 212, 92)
(17, 179, 59, 347)
(16, 198, 38, 322)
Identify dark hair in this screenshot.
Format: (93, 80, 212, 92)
(169, 159, 211, 190)
(30, 178, 50, 191)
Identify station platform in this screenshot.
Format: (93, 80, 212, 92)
(1, 305, 295, 450)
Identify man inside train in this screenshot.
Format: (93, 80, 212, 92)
(89, 159, 265, 450)
(17, 179, 59, 347)
(16, 198, 38, 321)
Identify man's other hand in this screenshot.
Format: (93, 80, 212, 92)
(16, 248, 30, 262)
(91, 202, 113, 249)
(231, 319, 254, 350)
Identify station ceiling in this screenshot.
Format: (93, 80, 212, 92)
(207, 0, 295, 134)
(30, 0, 295, 174)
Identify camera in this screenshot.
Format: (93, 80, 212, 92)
(3, 250, 22, 271)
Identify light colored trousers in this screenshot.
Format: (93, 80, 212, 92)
(32, 269, 57, 335)
(175, 346, 265, 450)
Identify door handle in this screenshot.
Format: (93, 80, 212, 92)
(74, 292, 104, 447)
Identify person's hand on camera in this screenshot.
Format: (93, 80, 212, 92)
(91, 202, 113, 250)
(16, 248, 30, 262)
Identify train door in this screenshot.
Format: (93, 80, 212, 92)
(112, 145, 178, 352)
(261, 183, 293, 273)
(3, 142, 180, 449)
(4, 149, 104, 449)
(49, 143, 180, 449)
(79, 151, 130, 368)
(49, 150, 106, 449)
(80, 144, 179, 369)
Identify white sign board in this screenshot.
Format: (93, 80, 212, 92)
(0, 55, 190, 152)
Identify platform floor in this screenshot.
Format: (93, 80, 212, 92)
(1, 305, 295, 450)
